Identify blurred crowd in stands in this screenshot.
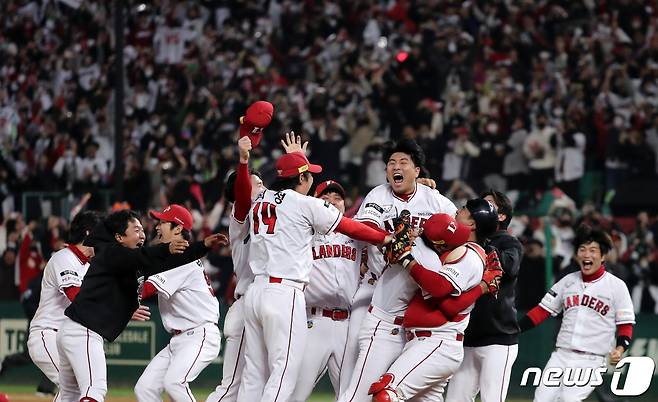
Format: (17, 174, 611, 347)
(1, 0, 658, 312)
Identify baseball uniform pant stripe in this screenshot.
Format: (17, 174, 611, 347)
(86, 329, 93, 398)
(347, 320, 381, 402)
(42, 330, 59, 373)
(273, 291, 296, 402)
(398, 341, 443, 386)
(216, 328, 245, 402)
(499, 346, 511, 402)
(183, 328, 207, 383)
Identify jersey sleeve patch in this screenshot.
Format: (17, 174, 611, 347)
(615, 309, 635, 324)
(540, 286, 562, 316)
(58, 269, 82, 288)
(365, 203, 384, 213)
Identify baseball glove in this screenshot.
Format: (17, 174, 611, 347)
(482, 250, 503, 297)
(385, 210, 413, 264)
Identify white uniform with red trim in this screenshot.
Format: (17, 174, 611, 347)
(382, 242, 486, 401)
(237, 189, 342, 402)
(134, 260, 220, 402)
(207, 206, 253, 402)
(340, 184, 456, 402)
(291, 232, 364, 401)
(28, 246, 89, 392)
(533, 270, 635, 402)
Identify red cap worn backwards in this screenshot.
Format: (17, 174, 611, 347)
(239, 101, 274, 147)
(276, 152, 322, 178)
(149, 204, 193, 231)
(422, 213, 470, 247)
(314, 180, 345, 198)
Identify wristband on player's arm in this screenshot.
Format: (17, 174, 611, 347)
(519, 305, 551, 332)
(616, 323, 633, 351)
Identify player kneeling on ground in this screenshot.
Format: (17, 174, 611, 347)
(134, 205, 221, 402)
(518, 224, 635, 402)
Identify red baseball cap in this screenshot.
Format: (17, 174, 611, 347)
(314, 180, 345, 198)
(276, 152, 322, 178)
(239, 101, 274, 147)
(422, 213, 470, 247)
(149, 204, 193, 231)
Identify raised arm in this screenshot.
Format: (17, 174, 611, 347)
(234, 136, 253, 222)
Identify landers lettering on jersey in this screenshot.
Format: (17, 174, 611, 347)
(563, 294, 610, 316)
(383, 215, 427, 231)
(312, 244, 358, 261)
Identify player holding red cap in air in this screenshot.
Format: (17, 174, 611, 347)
(235, 138, 395, 402)
(134, 204, 222, 402)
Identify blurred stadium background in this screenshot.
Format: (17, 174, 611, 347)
(1, 0, 658, 400)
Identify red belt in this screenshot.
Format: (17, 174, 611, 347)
(269, 277, 283, 283)
(406, 330, 464, 342)
(311, 308, 349, 321)
(368, 305, 404, 326)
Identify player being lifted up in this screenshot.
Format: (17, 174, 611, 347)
(134, 204, 221, 402)
(339, 139, 457, 402)
(236, 141, 394, 402)
(519, 224, 635, 402)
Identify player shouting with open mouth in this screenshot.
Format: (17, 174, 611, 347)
(519, 224, 635, 402)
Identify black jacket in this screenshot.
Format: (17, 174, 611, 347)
(65, 221, 209, 341)
(464, 230, 523, 346)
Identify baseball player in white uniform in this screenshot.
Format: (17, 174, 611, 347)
(369, 204, 501, 402)
(291, 180, 364, 401)
(519, 224, 636, 402)
(134, 205, 221, 402)
(27, 212, 101, 399)
(236, 151, 393, 402)
(339, 139, 457, 402)
(207, 135, 265, 402)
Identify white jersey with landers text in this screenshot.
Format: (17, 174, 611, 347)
(539, 270, 635, 356)
(248, 189, 342, 283)
(371, 238, 442, 315)
(31, 247, 89, 331)
(230, 205, 254, 298)
(306, 232, 363, 309)
(355, 183, 457, 277)
(147, 260, 220, 333)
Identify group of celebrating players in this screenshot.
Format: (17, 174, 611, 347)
(24, 101, 636, 402)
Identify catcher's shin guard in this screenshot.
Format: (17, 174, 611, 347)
(369, 373, 401, 402)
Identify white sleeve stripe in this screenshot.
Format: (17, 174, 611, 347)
(325, 212, 343, 235)
(232, 214, 246, 225)
(615, 320, 636, 324)
(437, 271, 462, 295)
(539, 303, 558, 315)
(147, 278, 172, 298)
(354, 217, 379, 225)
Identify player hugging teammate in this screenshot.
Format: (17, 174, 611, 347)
(25, 99, 640, 402)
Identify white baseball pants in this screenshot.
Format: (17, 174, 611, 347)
(385, 332, 464, 401)
(340, 277, 376, 390)
(337, 305, 406, 402)
(291, 308, 350, 401)
(56, 317, 107, 402)
(533, 348, 606, 402)
(134, 322, 220, 402)
(237, 276, 308, 402)
(207, 298, 247, 402)
(445, 344, 518, 402)
(28, 329, 62, 401)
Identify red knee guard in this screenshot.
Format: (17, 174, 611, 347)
(369, 373, 400, 401)
(80, 398, 98, 402)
